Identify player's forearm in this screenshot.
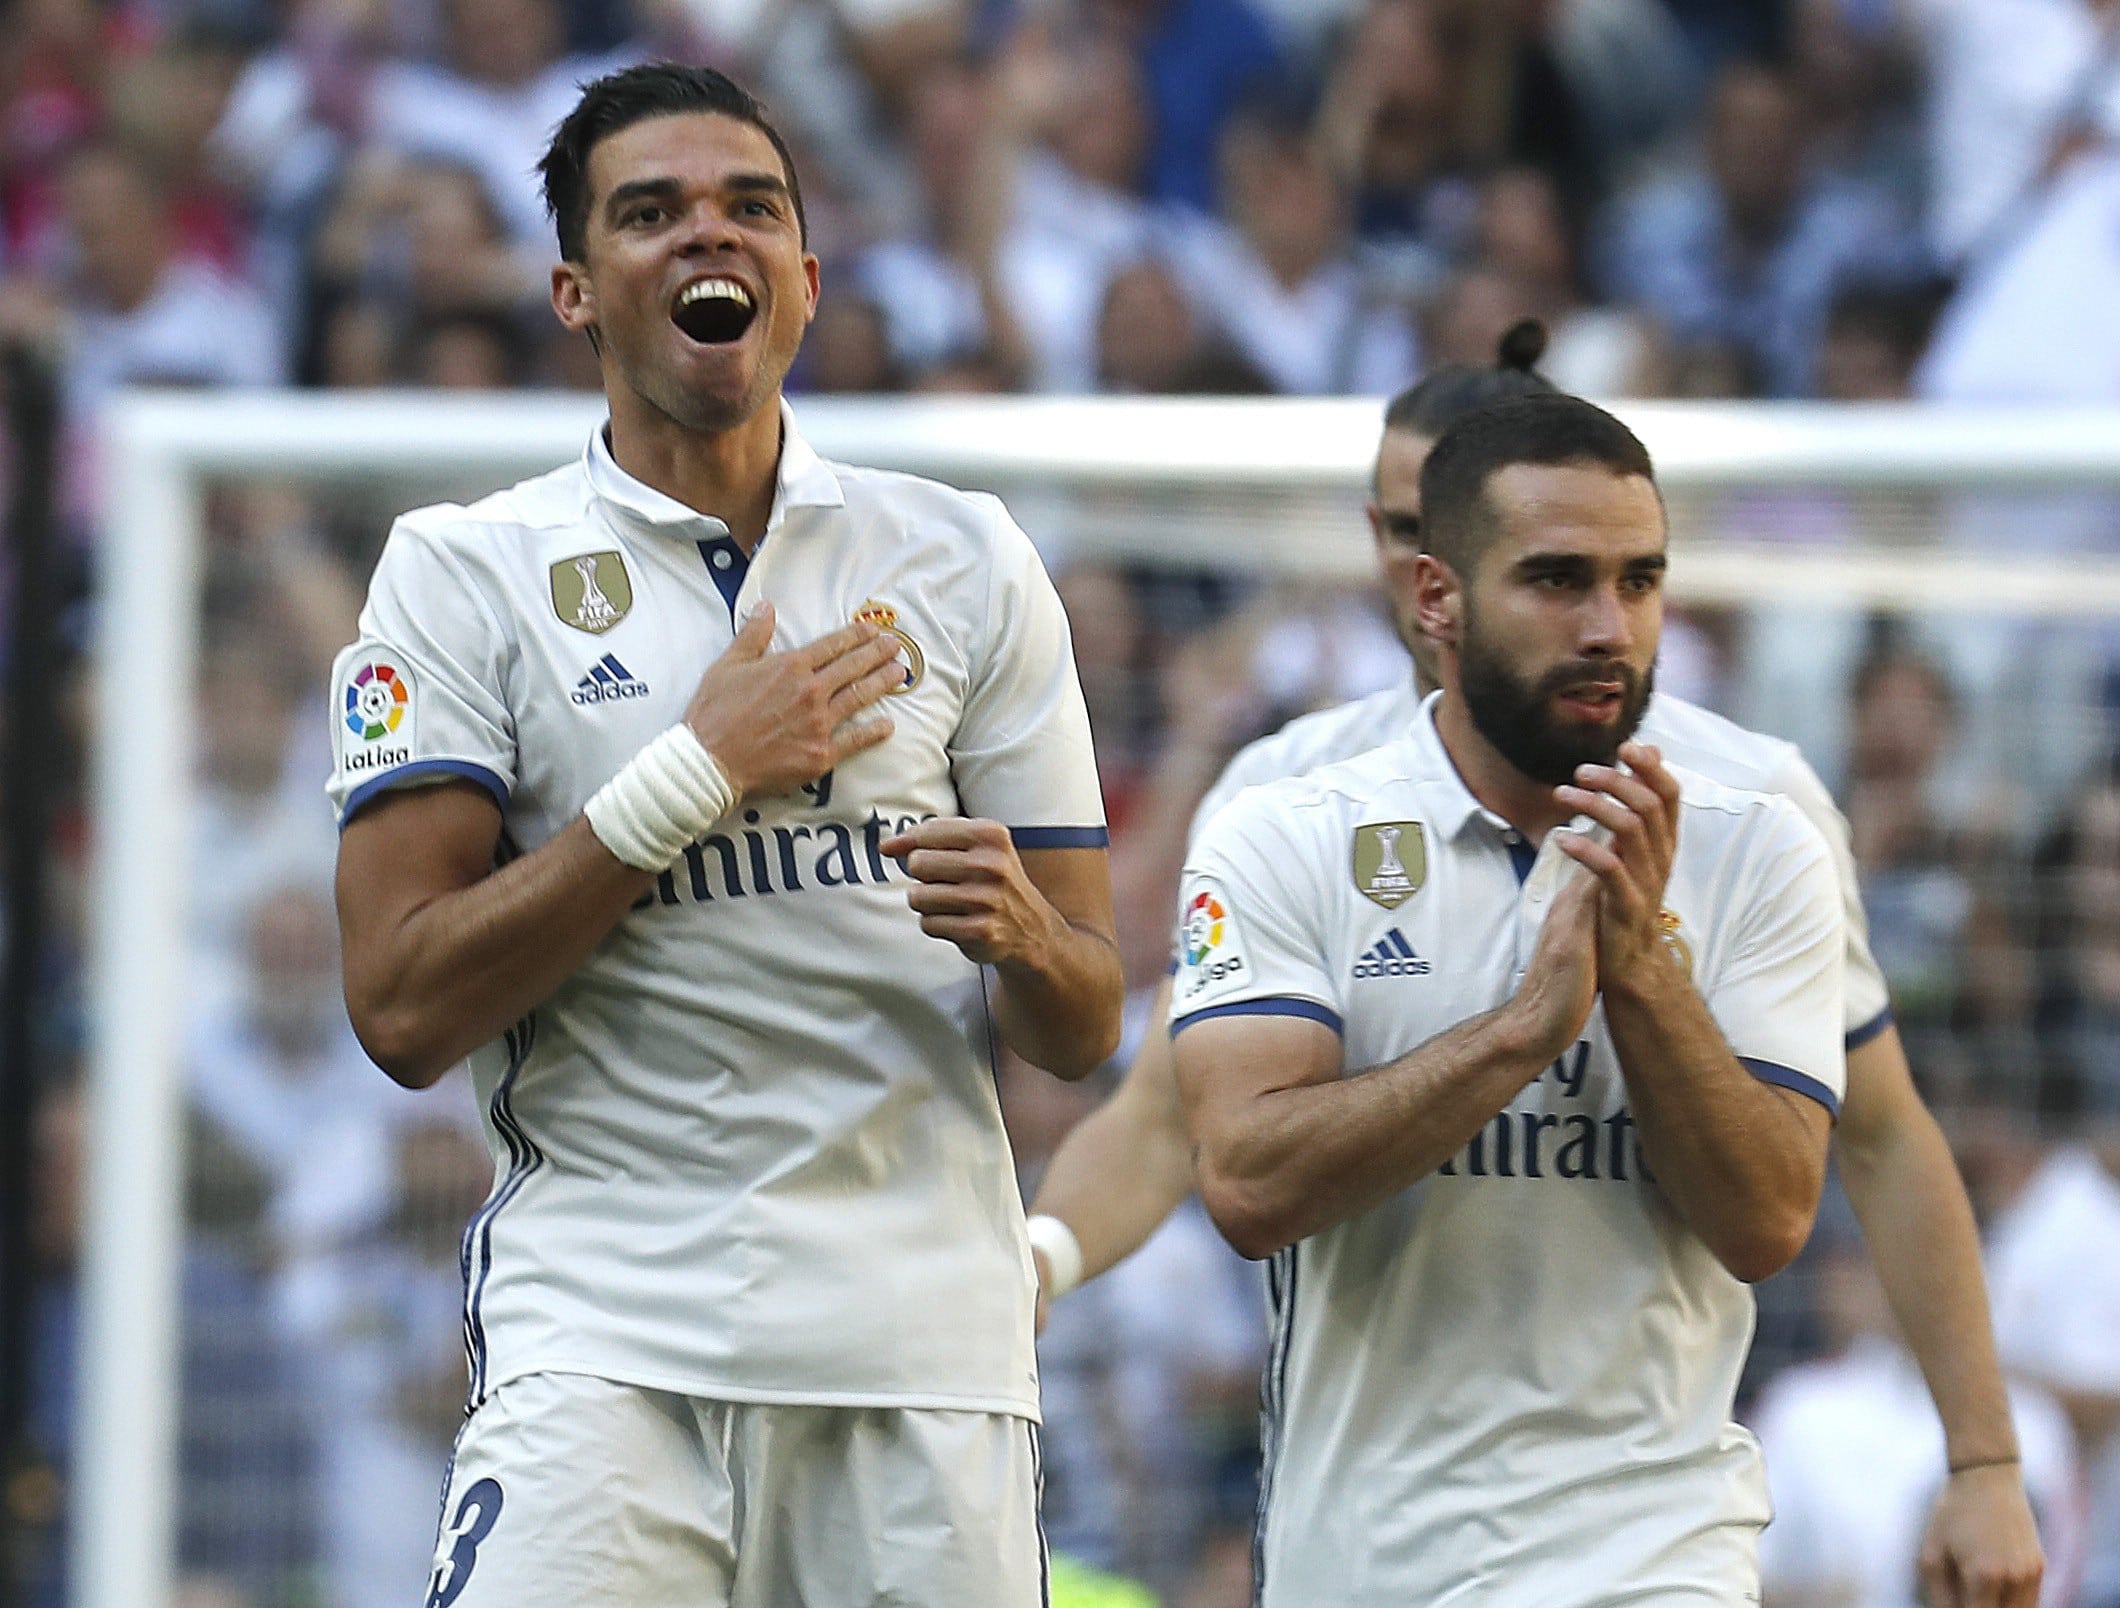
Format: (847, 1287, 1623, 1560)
(1838, 1041, 2018, 1465)
(1602, 962, 1829, 1282)
(992, 920, 1125, 1078)
(346, 818, 651, 1086)
(1029, 1009, 1196, 1283)
(1190, 1007, 1549, 1259)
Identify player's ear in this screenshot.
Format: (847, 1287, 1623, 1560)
(1412, 554, 1460, 648)
(552, 261, 597, 337)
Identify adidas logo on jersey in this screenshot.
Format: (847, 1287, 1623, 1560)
(572, 653, 649, 705)
(1353, 928, 1431, 979)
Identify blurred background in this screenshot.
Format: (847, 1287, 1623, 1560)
(3, 0, 2120, 1604)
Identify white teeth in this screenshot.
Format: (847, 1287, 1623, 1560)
(678, 279, 753, 309)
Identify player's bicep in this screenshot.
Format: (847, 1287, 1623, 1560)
(1015, 844, 1116, 946)
(1171, 1011, 1343, 1159)
(336, 779, 503, 999)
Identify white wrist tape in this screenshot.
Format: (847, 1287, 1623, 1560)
(1026, 1214, 1084, 1300)
(584, 724, 737, 872)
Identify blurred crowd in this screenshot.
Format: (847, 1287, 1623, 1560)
(7, 0, 2120, 1604)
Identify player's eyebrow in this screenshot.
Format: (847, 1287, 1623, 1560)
(602, 172, 792, 224)
(603, 177, 683, 222)
(724, 172, 792, 207)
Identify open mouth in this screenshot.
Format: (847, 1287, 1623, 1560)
(672, 277, 758, 344)
(1555, 683, 1625, 721)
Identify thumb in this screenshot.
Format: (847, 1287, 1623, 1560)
(728, 600, 775, 658)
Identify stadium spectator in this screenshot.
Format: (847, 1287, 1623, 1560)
(1088, 0, 1284, 212)
(2035, 761, 2120, 1116)
(856, 26, 1158, 393)
(1465, 164, 1664, 396)
(1985, 1127, 2120, 1607)
(1165, 104, 1420, 394)
(305, 155, 540, 385)
(1313, 0, 1467, 288)
(1754, 1206, 2084, 1607)
(791, 288, 901, 393)
(186, 882, 417, 1275)
(1093, 257, 1271, 394)
(1839, 637, 2024, 1079)
(0, 138, 282, 422)
(294, 1117, 493, 1608)
(1892, 0, 2120, 269)
(1595, 60, 1916, 397)
(22, 1080, 318, 1608)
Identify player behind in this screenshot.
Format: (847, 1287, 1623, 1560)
(329, 62, 1121, 1607)
(1026, 327, 2041, 1606)
(1175, 392, 1842, 1598)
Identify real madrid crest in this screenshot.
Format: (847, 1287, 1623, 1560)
(550, 551, 633, 635)
(1352, 821, 1427, 909)
(853, 599, 924, 693)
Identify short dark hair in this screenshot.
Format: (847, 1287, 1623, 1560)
(1418, 393, 1657, 575)
(1382, 318, 1555, 441)
(539, 61, 807, 263)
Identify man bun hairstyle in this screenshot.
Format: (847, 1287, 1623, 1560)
(1418, 393, 1657, 576)
(1382, 318, 1557, 442)
(540, 61, 808, 263)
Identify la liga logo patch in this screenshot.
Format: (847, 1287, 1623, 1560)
(1181, 889, 1229, 965)
(344, 661, 409, 742)
(1175, 879, 1249, 1005)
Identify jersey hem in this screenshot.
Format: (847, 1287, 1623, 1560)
(1009, 825, 1109, 849)
(474, 1361, 1043, 1424)
(1739, 1056, 1842, 1119)
(341, 758, 509, 826)
(1172, 997, 1345, 1036)
(1843, 1006, 1894, 1051)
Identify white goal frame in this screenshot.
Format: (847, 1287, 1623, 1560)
(82, 391, 2120, 1608)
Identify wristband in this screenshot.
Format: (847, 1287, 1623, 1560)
(1026, 1214, 1084, 1300)
(585, 724, 738, 872)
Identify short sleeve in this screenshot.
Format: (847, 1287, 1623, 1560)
(946, 501, 1106, 848)
(327, 520, 517, 826)
(1707, 801, 1847, 1117)
(1169, 791, 1344, 1039)
(1768, 747, 1892, 1045)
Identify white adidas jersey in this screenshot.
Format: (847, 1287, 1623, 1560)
(1193, 679, 1891, 1043)
(1173, 698, 1846, 1605)
(327, 407, 1105, 1420)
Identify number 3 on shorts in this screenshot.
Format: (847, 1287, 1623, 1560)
(425, 1477, 505, 1608)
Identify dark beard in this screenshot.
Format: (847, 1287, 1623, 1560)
(1459, 625, 1654, 788)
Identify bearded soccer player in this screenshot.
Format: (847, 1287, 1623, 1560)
(328, 63, 1120, 1607)
(1026, 330, 2041, 1608)
(1166, 393, 1844, 1598)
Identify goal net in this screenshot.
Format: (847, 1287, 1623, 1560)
(71, 392, 2120, 1607)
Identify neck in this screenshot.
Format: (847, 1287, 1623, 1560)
(1432, 685, 1575, 840)
(606, 393, 784, 550)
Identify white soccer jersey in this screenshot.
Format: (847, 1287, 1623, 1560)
(326, 407, 1105, 1421)
(1192, 680, 1892, 1045)
(1172, 698, 1846, 1605)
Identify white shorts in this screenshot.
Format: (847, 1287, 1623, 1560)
(422, 1372, 1049, 1608)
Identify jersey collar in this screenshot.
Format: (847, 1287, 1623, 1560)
(1408, 691, 1521, 845)
(584, 400, 845, 542)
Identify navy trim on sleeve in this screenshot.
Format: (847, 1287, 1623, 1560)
(1173, 998, 1344, 1037)
(1739, 1056, 1842, 1119)
(1843, 1007, 1894, 1051)
(1010, 825, 1110, 849)
(341, 759, 509, 828)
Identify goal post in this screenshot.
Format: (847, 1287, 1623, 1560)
(82, 390, 2120, 1608)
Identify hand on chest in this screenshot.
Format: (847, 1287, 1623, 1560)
(516, 536, 964, 819)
